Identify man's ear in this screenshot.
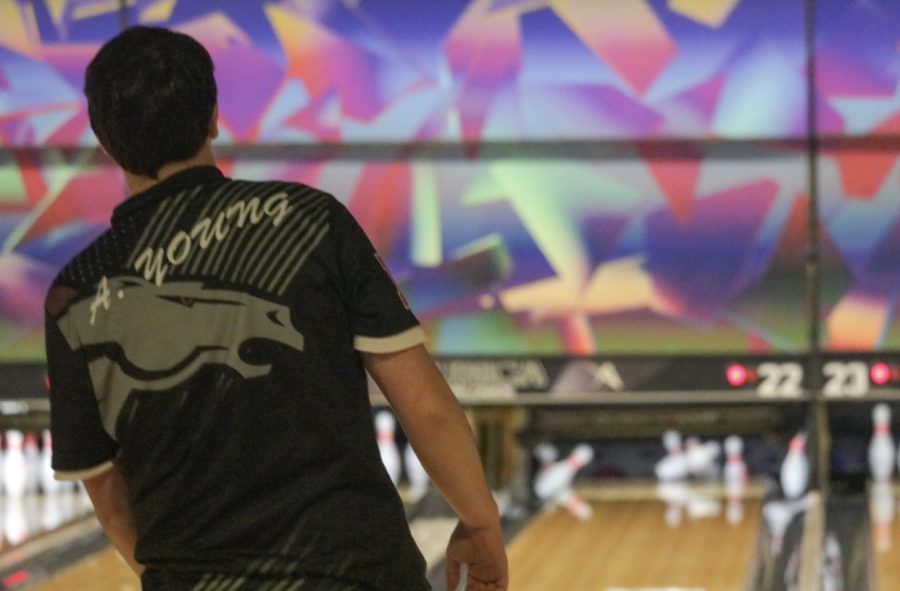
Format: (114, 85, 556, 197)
(209, 105, 219, 140)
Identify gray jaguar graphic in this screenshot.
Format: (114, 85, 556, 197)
(58, 277, 304, 437)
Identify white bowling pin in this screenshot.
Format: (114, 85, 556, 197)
(724, 436, 748, 525)
(654, 430, 689, 481)
(39, 431, 58, 496)
(762, 497, 807, 556)
(3, 430, 27, 499)
(726, 495, 744, 525)
(822, 531, 844, 591)
(780, 433, 809, 500)
(656, 480, 689, 528)
(872, 479, 895, 552)
(404, 443, 430, 503)
(869, 403, 895, 481)
(533, 444, 594, 501)
(723, 436, 748, 492)
(533, 443, 558, 473)
(23, 433, 40, 495)
(41, 492, 64, 532)
(556, 488, 593, 521)
(374, 412, 401, 485)
(4, 498, 28, 545)
(686, 437, 720, 478)
(686, 489, 721, 519)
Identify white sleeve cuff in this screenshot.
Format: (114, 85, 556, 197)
(354, 325, 426, 353)
(55, 460, 114, 482)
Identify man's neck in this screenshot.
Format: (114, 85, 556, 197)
(124, 146, 217, 196)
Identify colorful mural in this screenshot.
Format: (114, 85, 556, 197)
(0, 0, 898, 360)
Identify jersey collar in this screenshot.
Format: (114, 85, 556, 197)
(112, 165, 227, 225)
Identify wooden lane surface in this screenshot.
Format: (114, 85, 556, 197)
(507, 498, 762, 591)
(871, 523, 900, 590)
(871, 484, 900, 591)
(26, 515, 456, 591)
(28, 548, 139, 591)
(30, 495, 763, 590)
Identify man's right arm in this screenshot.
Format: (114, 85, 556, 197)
(363, 345, 508, 590)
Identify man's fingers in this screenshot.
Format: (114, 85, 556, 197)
(446, 558, 460, 590)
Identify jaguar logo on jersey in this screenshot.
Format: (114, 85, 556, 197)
(57, 277, 305, 436)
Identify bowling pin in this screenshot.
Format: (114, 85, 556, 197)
(822, 531, 844, 591)
(656, 480, 689, 528)
(556, 488, 593, 521)
(686, 436, 720, 479)
(39, 430, 59, 496)
(533, 442, 558, 474)
(723, 436, 748, 490)
(780, 432, 809, 500)
(533, 444, 594, 501)
(4, 498, 28, 545)
(723, 436, 748, 525)
(762, 497, 807, 556)
(869, 403, 895, 481)
(871, 479, 895, 552)
(3, 430, 27, 499)
(654, 430, 689, 481)
(686, 489, 721, 519)
(374, 412, 401, 485)
(41, 492, 63, 532)
(404, 443, 430, 503)
(23, 432, 40, 495)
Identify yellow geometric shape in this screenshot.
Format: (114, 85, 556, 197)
(668, 0, 742, 28)
(72, 0, 120, 21)
(827, 291, 887, 350)
(45, 0, 68, 28)
(582, 256, 655, 315)
(0, 1, 34, 56)
(139, 0, 178, 24)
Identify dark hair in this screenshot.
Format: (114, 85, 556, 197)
(84, 26, 217, 178)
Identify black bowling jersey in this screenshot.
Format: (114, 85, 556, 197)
(44, 166, 430, 590)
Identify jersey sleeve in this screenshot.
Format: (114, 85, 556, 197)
(331, 200, 426, 353)
(45, 309, 119, 480)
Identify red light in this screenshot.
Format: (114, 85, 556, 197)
(3, 570, 30, 588)
(726, 364, 748, 387)
(871, 362, 892, 386)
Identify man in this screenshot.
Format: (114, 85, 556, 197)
(45, 26, 507, 591)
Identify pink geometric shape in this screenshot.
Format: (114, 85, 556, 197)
(22, 167, 123, 244)
(552, 0, 676, 95)
(639, 145, 703, 223)
(445, 2, 523, 141)
(40, 44, 100, 95)
(267, 5, 395, 123)
(213, 45, 284, 140)
(832, 148, 897, 200)
(816, 49, 896, 97)
(47, 109, 90, 146)
(285, 91, 342, 142)
(681, 74, 725, 122)
(347, 162, 412, 254)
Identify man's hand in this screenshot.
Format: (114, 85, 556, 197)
(446, 520, 508, 591)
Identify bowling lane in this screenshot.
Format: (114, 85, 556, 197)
(871, 482, 900, 590)
(22, 491, 458, 591)
(27, 548, 139, 591)
(507, 495, 762, 591)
